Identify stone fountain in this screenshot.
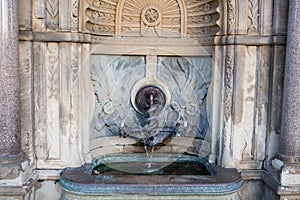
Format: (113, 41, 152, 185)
(60, 54, 243, 199)
(1, 0, 298, 199)
(57, 1, 240, 199)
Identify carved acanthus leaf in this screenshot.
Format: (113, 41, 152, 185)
(224, 46, 234, 120)
(221, 46, 235, 158)
(46, 0, 59, 30)
(227, 0, 235, 34)
(46, 44, 59, 99)
(247, 0, 259, 34)
(91, 24, 114, 34)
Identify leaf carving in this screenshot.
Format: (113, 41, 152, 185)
(46, 0, 59, 30)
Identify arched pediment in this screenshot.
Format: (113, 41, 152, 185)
(82, 0, 220, 37)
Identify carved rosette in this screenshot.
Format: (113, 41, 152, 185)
(140, 5, 163, 36)
(83, 0, 219, 37)
(120, 0, 180, 37)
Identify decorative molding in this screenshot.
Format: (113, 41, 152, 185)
(69, 43, 82, 164)
(45, 43, 60, 160)
(247, 0, 259, 34)
(221, 45, 235, 164)
(18, 31, 287, 45)
(71, 0, 79, 30)
(224, 46, 234, 124)
(84, 0, 117, 35)
(46, 45, 59, 100)
(227, 0, 236, 34)
(118, 0, 182, 37)
(82, 0, 219, 37)
(46, 0, 59, 30)
(186, 0, 219, 36)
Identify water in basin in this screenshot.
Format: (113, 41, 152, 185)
(89, 153, 213, 175)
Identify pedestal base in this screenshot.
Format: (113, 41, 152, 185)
(0, 159, 37, 200)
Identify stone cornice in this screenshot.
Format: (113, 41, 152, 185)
(19, 30, 286, 46)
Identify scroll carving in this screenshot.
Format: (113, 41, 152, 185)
(71, 0, 79, 30)
(186, 0, 220, 36)
(227, 0, 236, 34)
(84, 0, 117, 35)
(46, 0, 59, 30)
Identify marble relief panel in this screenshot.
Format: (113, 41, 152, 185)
(33, 0, 79, 31)
(34, 42, 84, 168)
(90, 55, 146, 139)
(89, 55, 212, 158)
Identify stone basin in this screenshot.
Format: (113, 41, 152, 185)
(60, 153, 243, 200)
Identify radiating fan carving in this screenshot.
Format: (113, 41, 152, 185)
(121, 0, 180, 37)
(83, 0, 219, 37)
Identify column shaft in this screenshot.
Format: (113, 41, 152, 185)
(279, 0, 300, 161)
(0, 0, 22, 161)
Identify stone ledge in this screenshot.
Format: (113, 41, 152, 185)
(0, 159, 37, 200)
(242, 169, 300, 197)
(0, 169, 37, 197)
(278, 185, 300, 196)
(214, 35, 286, 45)
(37, 170, 62, 180)
(281, 164, 300, 186)
(0, 185, 27, 195)
(19, 31, 286, 46)
(0, 162, 22, 180)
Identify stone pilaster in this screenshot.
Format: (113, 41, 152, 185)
(0, 0, 23, 162)
(278, 0, 300, 163)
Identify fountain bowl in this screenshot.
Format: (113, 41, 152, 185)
(60, 153, 243, 200)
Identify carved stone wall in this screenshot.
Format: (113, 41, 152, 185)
(22, 0, 284, 167)
(14, 0, 293, 199)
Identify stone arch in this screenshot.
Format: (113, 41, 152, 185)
(115, 0, 187, 37)
(82, 0, 222, 37)
(177, 0, 187, 36)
